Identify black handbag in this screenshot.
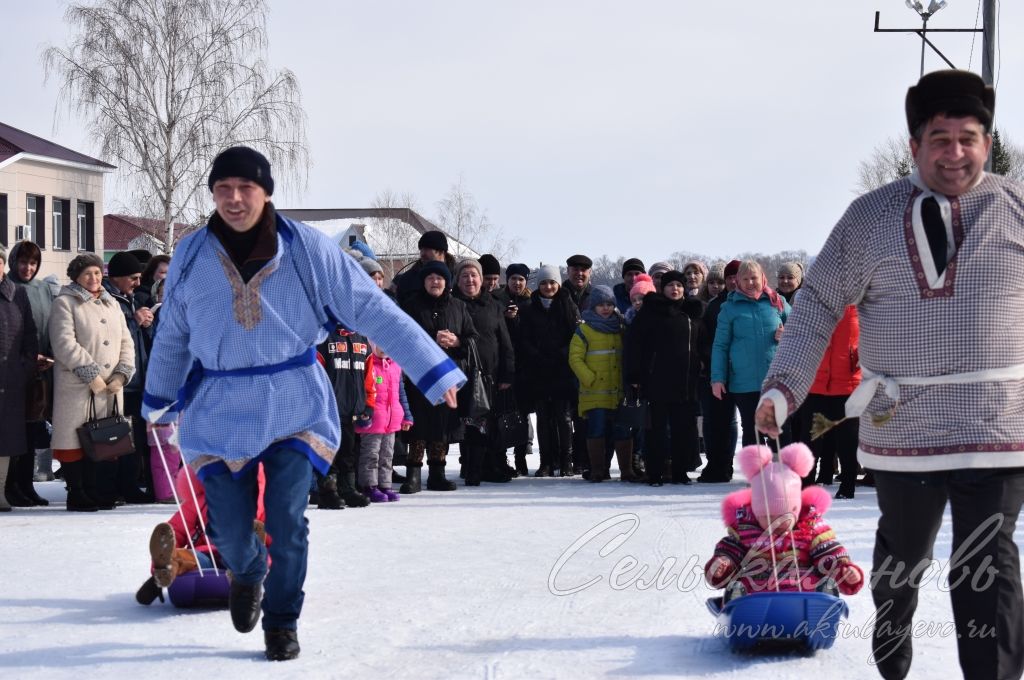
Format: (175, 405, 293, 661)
(495, 388, 529, 449)
(616, 385, 647, 430)
(462, 338, 492, 419)
(77, 394, 134, 462)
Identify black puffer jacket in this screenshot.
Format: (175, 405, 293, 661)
(401, 289, 477, 442)
(626, 292, 706, 403)
(516, 288, 580, 403)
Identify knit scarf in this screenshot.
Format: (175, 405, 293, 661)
(582, 309, 622, 334)
(740, 270, 785, 312)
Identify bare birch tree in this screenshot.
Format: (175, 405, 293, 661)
(855, 135, 913, 195)
(44, 0, 309, 253)
(368, 189, 420, 282)
(435, 176, 519, 262)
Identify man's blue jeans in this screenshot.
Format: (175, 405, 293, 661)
(203, 446, 312, 631)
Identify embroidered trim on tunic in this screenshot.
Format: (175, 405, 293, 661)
(903, 189, 966, 300)
(216, 250, 278, 330)
(860, 442, 1024, 456)
(762, 380, 797, 416)
(286, 430, 336, 466)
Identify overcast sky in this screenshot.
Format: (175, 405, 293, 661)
(3, 1, 1020, 268)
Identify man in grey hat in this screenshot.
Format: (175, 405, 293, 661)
(754, 70, 1023, 679)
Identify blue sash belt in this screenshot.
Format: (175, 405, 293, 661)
(177, 346, 318, 407)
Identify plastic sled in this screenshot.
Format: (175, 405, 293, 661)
(706, 591, 849, 652)
(167, 568, 230, 608)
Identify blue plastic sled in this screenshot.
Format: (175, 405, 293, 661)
(706, 591, 849, 652)
(167, 569, 230, 608)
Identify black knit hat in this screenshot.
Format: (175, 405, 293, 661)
(208, 146, 274, 195)
(660, 270, 687, 288)
(506, 263, 529, 280)
(566, 254, 593, 269)
(621, 257, 646, 276)
(67, 253, 105, 282)
(107, 251, 145, 278)
(128, 248, 153, 264)
(418, 230, 448, 253)
(479, 254, 501, 276)
(420, 260, 452, 286)
(906, 70, 995, 135)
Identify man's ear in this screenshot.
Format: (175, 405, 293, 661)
(909, 137, 920, 159)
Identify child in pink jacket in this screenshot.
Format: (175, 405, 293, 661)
(356, 344, 413, 502)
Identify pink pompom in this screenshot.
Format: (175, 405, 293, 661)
(801, 485, 832, 515)
(779, 443, 815, 478)
(736, 445, 772, 481)
(720, 489, 752, 525)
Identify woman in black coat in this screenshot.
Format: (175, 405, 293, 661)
(626, 271, 705, 486)
(0, 245, 40, 511)
(400, 261, 478, 492)
(516, 264, 580, 476)
(453, 259, 515, 485)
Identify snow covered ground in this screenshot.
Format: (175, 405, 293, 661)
(1, 456, 1005, 679)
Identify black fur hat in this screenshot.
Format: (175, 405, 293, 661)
(906, 70, 994, 135)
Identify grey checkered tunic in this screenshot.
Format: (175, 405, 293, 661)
(763, 172, 1024, 472)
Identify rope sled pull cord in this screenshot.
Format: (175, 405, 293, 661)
(152, 422, 219, 577)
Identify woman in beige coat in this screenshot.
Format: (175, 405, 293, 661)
(49, 253, 135, 512)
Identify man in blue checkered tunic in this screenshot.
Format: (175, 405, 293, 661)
(142, 147, 465, 661)
(754, 71, 1024, 680)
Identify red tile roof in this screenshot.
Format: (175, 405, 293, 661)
(0, 121, 115, 169)
(103, 214, 199, 251)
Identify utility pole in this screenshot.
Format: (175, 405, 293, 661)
(983, 0, 996, 170)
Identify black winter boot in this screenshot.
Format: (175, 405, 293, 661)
(265, 628, 300, 661)
(399, 465, 422, 494)
(228, 576, 262, 633)
(12, 454, 48, 506)
(135, 576, 165, 605)
(338, 472, 370, 507)
(316, 473, 344, 510)
(514, 449, 529, 476)
(63, 460, 98, 512)
(5, 456, 34, 507)
(464, 446, 483, 486)
(426, 462, 457, 491)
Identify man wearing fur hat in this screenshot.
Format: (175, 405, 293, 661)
(390, 229, 455, 305)
(142, 146, 465, 661)
(103, 251, 154, 503)
(755, 71, 1024, 680)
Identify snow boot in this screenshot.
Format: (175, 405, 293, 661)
(399, 465, 422, 494)
(5, 456, 34, 507)
(150, 522, 177, 588)
(614, 439, 635, 482)
(426, 462, 457, 491)
(0, 459, 11, 512)
(464, 445, 483, 486)
(14, 454, 48, 506)
(364, 486, 389, 503)
(63, 460, 98, 512)
(34, 448, 54, 482)
(482, 449, 512, 483)
(587, 439, 609, 482)
(514, 449, 529, 476)
(316, 473, 344, 510)
(380, 487, 400, 502)
(135, 576, 165, 605)
(338, 472, 369, 507)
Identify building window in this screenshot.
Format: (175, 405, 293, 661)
(25, 194, 45, 248)
(0, 194, 7, 247)
(77, 201, 95, 252)
(53, 198, 71, 251)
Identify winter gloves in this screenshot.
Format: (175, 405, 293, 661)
(106, 373, 126, 393)
(88, 375, 107, 395)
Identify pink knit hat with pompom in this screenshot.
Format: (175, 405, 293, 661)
(737, 443, 815, 531)
(629, 273, 656, 299)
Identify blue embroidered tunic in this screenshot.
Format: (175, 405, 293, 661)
(142, 214, 465, 477)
